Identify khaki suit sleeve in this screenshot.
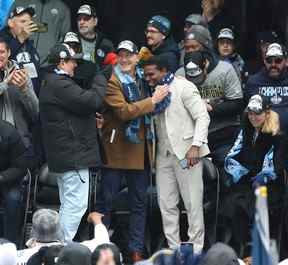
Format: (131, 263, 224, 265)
(181, 81, 210, 145)
(105, 75, 154, 121)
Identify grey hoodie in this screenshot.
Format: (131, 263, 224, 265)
(12, 0, 71, 65)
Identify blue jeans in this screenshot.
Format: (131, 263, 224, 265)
(1, 185, 22, 245)
(57, 169, 89, 242)
(100, 167, 149, 252)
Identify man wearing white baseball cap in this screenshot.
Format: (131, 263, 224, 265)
(216, 28, 247, 82)
(76, 4, 114, 68)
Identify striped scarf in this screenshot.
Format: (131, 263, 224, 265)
(114, 64, 153, 144)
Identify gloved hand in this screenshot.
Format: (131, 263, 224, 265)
(100, 64, 113, 81)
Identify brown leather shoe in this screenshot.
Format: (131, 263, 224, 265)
(130, 251, 144, 263)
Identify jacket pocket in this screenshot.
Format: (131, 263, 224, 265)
(183, 132, 194, 140)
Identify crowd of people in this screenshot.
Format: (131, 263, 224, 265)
(0, 0, 288, 264)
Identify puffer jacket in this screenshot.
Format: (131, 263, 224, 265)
(39, 68, 107, 173)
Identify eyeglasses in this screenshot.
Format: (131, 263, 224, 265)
(265, 57, 284, 64)
(77, 15, 92, 22)
(145, 29, 161, 35)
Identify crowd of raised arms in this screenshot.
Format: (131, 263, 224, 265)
(0, 0, 288, 265)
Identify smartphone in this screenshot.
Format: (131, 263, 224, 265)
(179, 158, 189, 169)
(8, 65, 16, 75)
(18, 62, 25, 70)
(34, 22, 48, 33)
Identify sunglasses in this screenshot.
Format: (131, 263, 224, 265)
(265, 57, 284, 64)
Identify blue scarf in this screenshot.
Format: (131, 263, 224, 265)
(114, 64, 153, 144)
(152, 72, 174, 115)
(224, 130, 277, 186)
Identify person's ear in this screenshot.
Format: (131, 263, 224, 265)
(94, 17, 98, 27)
(7, 19, 14, 29)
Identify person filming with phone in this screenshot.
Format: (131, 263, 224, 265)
(143, 55, 210, 254)
(0, 6, 41, 95)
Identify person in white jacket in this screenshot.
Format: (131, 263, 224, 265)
(143, 55, 210, 254)
(16, 209, 110, 265)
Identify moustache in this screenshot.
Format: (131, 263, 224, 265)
(268, 67, 280, 72)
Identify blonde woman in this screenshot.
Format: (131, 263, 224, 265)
(220, 94, 286, 256)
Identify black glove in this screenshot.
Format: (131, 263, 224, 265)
(100, 64, 113, 81)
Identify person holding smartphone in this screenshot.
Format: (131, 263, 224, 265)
(0, 6, 41, 95)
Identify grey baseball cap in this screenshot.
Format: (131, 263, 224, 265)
(185, 25, 213, 50)
(185, 14, 207, 27)
(31, 209, 64, 243)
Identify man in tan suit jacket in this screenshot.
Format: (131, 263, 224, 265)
(99, 41, 168, 262)
(143, 56, 210, 254)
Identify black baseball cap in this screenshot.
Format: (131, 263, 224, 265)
(49, 43, 83, 64)
(10, 6, 35, 18)
(247, 95, 270, 114)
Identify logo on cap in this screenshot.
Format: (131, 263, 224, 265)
(218, 28, 234, 40)
(117, 40, 138, 53)
(265, 43, 284, 58)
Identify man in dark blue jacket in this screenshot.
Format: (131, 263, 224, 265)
(0, 6, 41, 95)
(245, 43, 288, 129)
(144, 15, 180, 73)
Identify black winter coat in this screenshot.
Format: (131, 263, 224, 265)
(0, 120, 27, 186)
(150, 36, 180, 73)
(39, 69, 107, 173)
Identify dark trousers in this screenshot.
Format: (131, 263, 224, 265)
(208, 126, 240, 167)
(1, 185, 22, 245)
(100, 167, 149, 252)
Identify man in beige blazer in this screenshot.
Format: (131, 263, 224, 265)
(143, 56, 210, 254)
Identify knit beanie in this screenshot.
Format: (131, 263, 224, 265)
(147, 15, 171, 36)
(185, 25, 213, 50)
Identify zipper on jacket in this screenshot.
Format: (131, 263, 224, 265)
(68, 119, 78, 169)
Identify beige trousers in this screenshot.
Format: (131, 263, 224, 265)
(156, 153, 204, 253)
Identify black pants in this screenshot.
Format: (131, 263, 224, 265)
(0, 184, 23, 245)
